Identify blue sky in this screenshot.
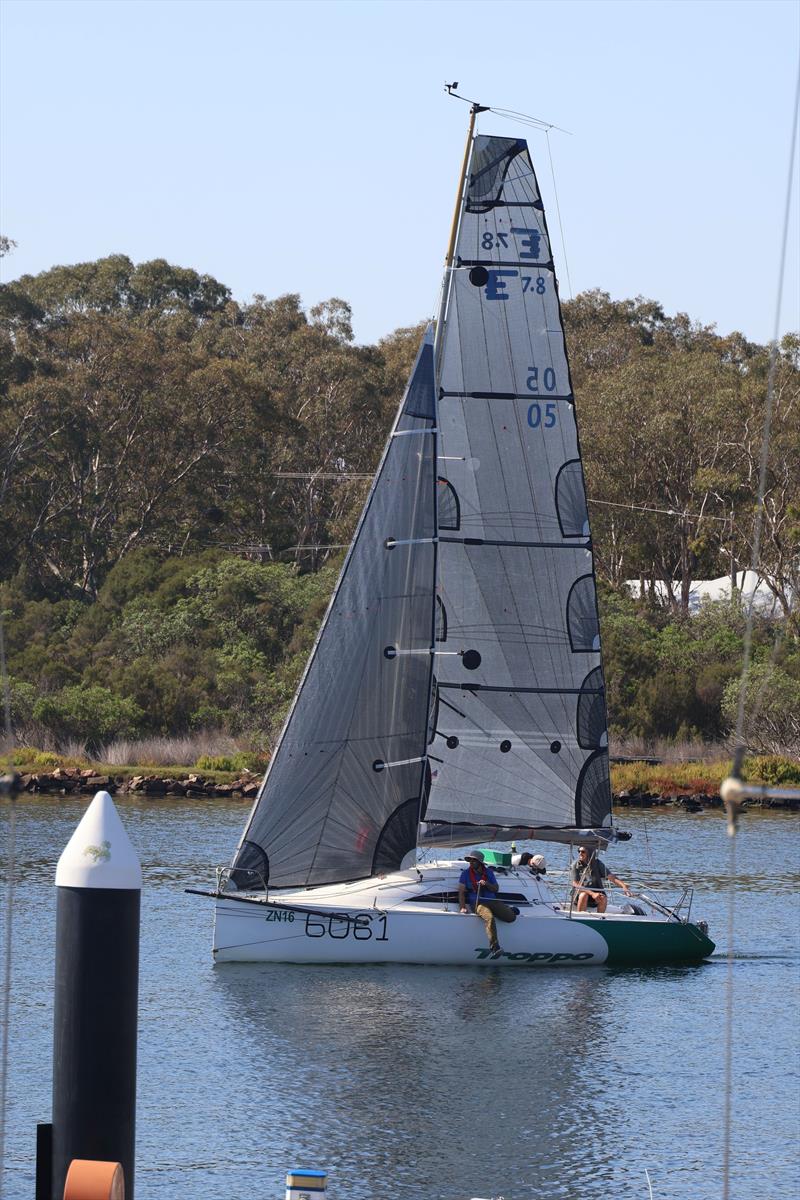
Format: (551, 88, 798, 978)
(1, 0, 798, 346)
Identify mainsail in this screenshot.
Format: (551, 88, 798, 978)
(424, 134, 612, 834)
(231, 332, 438, 888)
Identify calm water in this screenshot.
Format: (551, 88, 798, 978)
(1, 796, 798, 1200)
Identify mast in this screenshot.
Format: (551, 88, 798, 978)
(417, 104, 487, 851)
(434, 99, 488, 369)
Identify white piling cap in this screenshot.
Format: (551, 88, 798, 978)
(55, 791, 142, 889)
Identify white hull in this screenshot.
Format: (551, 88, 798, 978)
(212, 861, 714, 967)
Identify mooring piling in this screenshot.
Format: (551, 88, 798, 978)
(50, 791, 141, 1200)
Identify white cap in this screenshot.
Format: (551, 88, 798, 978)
(55, 791, 142, 890)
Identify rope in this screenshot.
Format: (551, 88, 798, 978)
(545, 130, 574, 300)
(0, 788, 16, 1200)
(721, 825, 737, 1200)
(721, 54, 800, 1200)
(731, 54, 799, 775)
(489, 105, 572, 136)
(0, 610, 16, 1200)
(587, 496, 732, 523)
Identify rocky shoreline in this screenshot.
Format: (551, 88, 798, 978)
(615, 789, 798, 810)
(15, 766, 260, 799)
(10, 768, 799, 809)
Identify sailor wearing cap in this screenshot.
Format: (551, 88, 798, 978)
(511, 851, 547, 875)
(458, 850, 517, 956)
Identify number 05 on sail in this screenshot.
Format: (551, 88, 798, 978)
(205, 118, 715, 967)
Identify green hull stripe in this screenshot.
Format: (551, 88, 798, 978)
(574, 918, 715, 965)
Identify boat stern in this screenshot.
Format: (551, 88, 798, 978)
(574, 915, 716, 966)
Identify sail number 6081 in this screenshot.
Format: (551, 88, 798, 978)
(304, 911, 389, 941)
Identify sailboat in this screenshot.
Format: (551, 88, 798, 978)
(203, 113, 715, 966)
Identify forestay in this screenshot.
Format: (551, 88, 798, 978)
(230, 331, 438, 889)
(424, 135, 612, 834)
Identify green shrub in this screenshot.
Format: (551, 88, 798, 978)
(231, 751, 269, 773)
(32, 686, 143, 752)
(196, 754, 236, 772)
(32, 750, 61, 768)
(195, 751, 268, 773)
(741, 755, 800, 786)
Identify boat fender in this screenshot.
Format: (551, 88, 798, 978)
(63, 1160, 124, 1200)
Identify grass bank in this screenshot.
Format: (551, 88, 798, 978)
(611, 755, 800, 796)
(2, 744, 798, 799)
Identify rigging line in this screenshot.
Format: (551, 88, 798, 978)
(271, 472, 373, 480)
(640, 810, 654, 872)
(731, 53, 800, 774)
(587, 497, 732, 523)
(280, 543, 351, 553)
(743, 624, 787, 753)
(722, 827, 737, 1200)
(489, 106, 573, 137)
(545, 130, 573, 300)
(0, 616, 9, 739)
(722, 58, 799, 1200)
(0, 612, 15, 1200)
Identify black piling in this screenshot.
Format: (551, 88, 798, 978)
(50, 791, 141, 1200)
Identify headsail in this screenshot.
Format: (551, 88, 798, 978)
(424, 135, 612, 835)
(230, 331, 438, 888)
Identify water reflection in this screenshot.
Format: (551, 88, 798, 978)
(213, 962, 627, 1198)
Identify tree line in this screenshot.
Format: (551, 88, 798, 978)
(1, 255, 798, 752)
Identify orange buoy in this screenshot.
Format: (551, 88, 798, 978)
(63, 1159, 125, 1200)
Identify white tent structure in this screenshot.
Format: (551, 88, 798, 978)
(626, 570, 793, 616)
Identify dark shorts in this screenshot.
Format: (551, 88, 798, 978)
(585, 891, 606, 908)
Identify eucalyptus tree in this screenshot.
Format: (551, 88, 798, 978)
(0, 258, 241, 596)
